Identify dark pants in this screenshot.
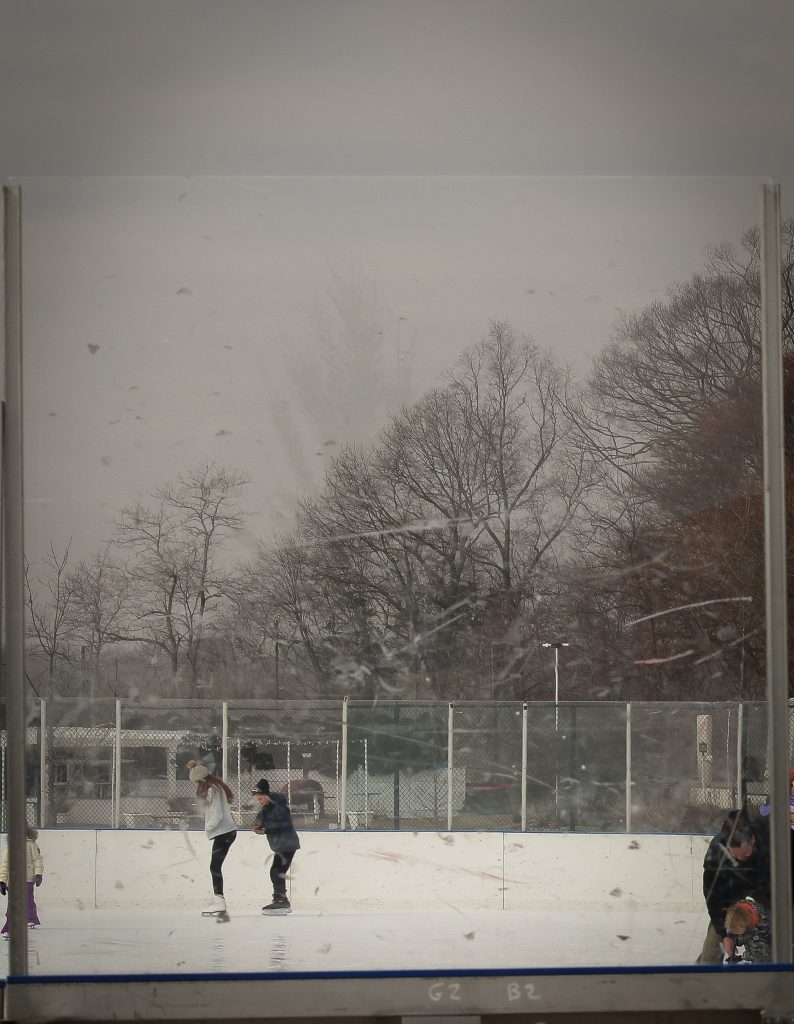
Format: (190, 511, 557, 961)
(270, 849, 296, 898)
(210, 830, 237, 895)
(1, 881, 40, 934)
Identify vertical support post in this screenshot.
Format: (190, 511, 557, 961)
(236, 738, 242, 823)
(520, 702, 528, 832)
(736, 702, 744, 809)
(392, 702, 401, 830)
(339, 697, 348, 831)
(446, 703, 454, 831)
(221, 702, 229, 781)
(761, 181, 792, 964)
(3, 184, 28, 974)
(113, 699, 122, 829)
(625, 702, 632, 834)
(165, 737, 177, 804)
(335, 739, 340, 828)
(39, 698, 48, 828)
(554, 646, 560, 731)
(363, 738, 369, 826)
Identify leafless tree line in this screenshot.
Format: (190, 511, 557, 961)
(26, 220, 794, 702)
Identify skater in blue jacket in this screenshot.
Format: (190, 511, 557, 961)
(251, 778, 300, 915)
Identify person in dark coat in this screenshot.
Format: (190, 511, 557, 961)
(251, 778, 301, 915)
(696, 810, 770, 964)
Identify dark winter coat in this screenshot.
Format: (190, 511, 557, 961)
(728, 898, 772, 964)
(255, 793, 301, 854)
(702, 815, 770, 938)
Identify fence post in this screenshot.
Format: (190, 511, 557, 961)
(363, 738, 369, 825)
(335, 739, 340, 829)
(113, 699, 122, 829)
(447, 703, 454, 831)
(39, 698, 48, 828)
(340, 697, 348, 831)
(221, 702, 229, 781)
(236, 738, 242, 824)
(521, 702, 528, 832)
(625, 702, 632, 834)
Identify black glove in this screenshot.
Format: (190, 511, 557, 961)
(0, 882, 6, 896)
(34, 874, 43, 887)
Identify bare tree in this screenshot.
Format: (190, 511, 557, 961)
(24, 541, 75, 698)
(65, 546, 132, 697)
(561, 222, 794, 700)
(254, 323, 592, 700)
(114, 464, 248, 694)
(240, 532, 342, 697)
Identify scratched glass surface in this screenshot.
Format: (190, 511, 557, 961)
(8, 174, 786, 975)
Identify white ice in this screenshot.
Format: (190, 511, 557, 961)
(1, 907, 709, 976)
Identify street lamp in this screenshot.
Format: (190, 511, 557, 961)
(542, 640, 570, 814)
(541, 641, 570, 730)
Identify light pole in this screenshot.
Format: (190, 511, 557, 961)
(542, 640, 569, 815)
(541, 640, 569, 730)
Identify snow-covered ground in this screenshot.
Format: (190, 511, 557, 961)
(1, 906, 709, 976)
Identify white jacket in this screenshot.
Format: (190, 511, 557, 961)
(204, 785, 236, 840)
(0, 838, 44, 883)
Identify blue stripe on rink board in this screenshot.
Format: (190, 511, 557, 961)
(6, 963, 794, 984)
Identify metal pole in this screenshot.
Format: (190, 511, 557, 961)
(625, 702, 632, 834)
(221, 702, 229, 781)
(520, 702, 528, 832)
(335, 739, 340, 828)
(363, 738, 369, 826)
(554, 646, 560, 810)
(39, 699, 48, 828)
(760, 182, 792, 964)
(339, 696, 348, 831)
(113, 699, 122, 829)
(735, 702, 744, 809)
(3, 184, 28, 974)
(274, 618, 280, 701)
(446, 703, 454, 831)
(236, 738, 242, 824)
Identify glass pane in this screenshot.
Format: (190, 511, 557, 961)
(8, 174, 785, 989)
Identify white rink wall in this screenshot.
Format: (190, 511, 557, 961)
(2, 830, 710, 913)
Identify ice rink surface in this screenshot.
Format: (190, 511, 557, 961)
(1, 907, 709, 976)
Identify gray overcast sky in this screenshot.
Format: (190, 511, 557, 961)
(2, 0, 793, 179)
(1, 1, 792, 566)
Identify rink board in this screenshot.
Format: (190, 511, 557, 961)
(5, 829, 709, 913)
(5, 966, 794, 1022)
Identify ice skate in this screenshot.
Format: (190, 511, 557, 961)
(261, 894, 291, 916)
(201, 894, 230, 922)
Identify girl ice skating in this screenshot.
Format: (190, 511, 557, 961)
(188, 759, 237, 921)
(0, 824, 44, 935)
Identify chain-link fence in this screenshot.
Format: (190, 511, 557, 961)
(5, 698, 791, 834)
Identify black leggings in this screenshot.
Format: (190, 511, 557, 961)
(270, 849, 296, 897)
(210, 830, 237, 895)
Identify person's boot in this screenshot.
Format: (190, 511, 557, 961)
(201, 894, 230, 921)
(261, 893, 291, 916)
